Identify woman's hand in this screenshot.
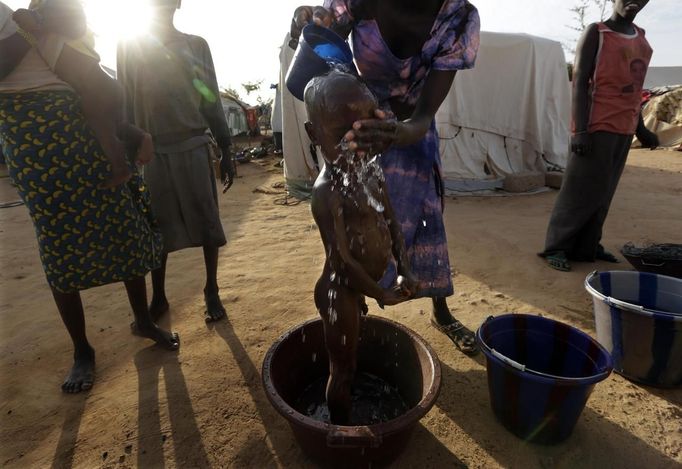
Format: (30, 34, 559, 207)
(570, 132, 591, 156)
(220, 149, 236, 193)
(290, 6, 333, 47)
(343, 109, 402, 156)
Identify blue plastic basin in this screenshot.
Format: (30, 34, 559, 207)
(477, 314, 612, 444)
(585, 270, 682, 387)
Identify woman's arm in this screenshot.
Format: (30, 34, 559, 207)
(0, 33, 31, 79)
(345, 69, 456, 153)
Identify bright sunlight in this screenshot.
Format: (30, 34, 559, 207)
(83, 0, 152, 41)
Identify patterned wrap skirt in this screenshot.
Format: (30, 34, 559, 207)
(0, 91, 162, 293)
(380, 121, 454, 298)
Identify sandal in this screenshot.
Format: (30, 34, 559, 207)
(431, 318, 479, 355)
(541, 251, 571, 272)
(596, 245, 620, 263)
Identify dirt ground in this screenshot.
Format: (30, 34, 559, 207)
(0, 149, 680, 468)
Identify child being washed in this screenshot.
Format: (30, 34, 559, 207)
(305, 70, 418, 425)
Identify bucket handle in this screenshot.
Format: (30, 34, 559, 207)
(490, 348, 527, 372)
(605, 296, 645, 313)
(639, 259, 666, 267)
(327, 426, 383, 448)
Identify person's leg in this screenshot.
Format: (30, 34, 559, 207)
(125, 276, 179, 350)
(431, 297, 478, 355)
(203, 245, 226, 322)
(324, 292, 360, 425)
(149, 253, 170, 321)
(51, 289, 95, 393)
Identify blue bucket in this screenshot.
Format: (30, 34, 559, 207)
(285, 24, 357, 101)
(476, 314, 612, 444)
(585, 271, 682, 387)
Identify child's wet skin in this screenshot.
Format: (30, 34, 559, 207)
(305, 70, 417, 424)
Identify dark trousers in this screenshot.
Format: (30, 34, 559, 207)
(542, 131, 633, 261)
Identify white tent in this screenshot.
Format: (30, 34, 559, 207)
(279, 33, 319, 198)
(221, 95, 250, 137)
(436, 32, 570, 191)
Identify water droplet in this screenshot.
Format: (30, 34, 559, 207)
(342, 335, 346, 346)
(330, 272, 336, 282)
(312, 353, 317, 363)
(422, 220, 427, 227)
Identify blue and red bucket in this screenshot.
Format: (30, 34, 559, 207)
(477, 314, 612, 444)
(585, 271, 682, 387)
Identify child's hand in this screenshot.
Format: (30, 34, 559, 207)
(381, 286, 410, 306)
(570, 132, 591, 156)
(637, 129, 659, 150)
(397, 273, 419, 298)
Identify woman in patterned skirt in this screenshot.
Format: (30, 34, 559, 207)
(0, 2, 179, 394)
(291, 0, 481, 354)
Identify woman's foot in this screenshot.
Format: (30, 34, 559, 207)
(432, 298, 478, 355)
(544, 251, 571, 271)
(131, 322, 180, 351)
(204, 289, 226, 323)
(62, 346, 95, 393)
(431, 317, 479, 355)
(148, 296, 170, 322)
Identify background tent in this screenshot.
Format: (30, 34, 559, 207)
(636, 86, 682, 150)
(278, 33, 319, 199)
(435, 32, 570, 192)
(221, 93, 250, 137)
(644, 67, 682, 90)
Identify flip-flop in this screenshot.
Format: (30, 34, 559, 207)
(431, 318, 479, 355)
(596, 247, 620, 263)
(543, 252, 571, 272)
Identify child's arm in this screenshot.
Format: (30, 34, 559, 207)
(379, 180, 418, 297)
(314, 188, 408, 306)
(571, 23, 599, 156)
(635, 113, 659, 149)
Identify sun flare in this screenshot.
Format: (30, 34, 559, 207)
(83, 0, 152, 42)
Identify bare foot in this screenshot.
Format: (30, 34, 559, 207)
(148, 297, 170, 323)
(131, 322, 179, 350)
(62, 347, 95, 393)
(204, 290, 226, 323)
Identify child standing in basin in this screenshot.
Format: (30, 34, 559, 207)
(304, 70, 418, 425)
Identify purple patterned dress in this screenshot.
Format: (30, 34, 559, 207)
(323, 0, 480, 298)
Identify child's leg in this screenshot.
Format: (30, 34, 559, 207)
(317, 282, 360, 425)
(52, 44, 130, 187)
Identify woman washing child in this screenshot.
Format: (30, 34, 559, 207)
(292, 0, 481, 355)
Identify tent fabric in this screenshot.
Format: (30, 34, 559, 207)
(221, 96, 249, 137)
(279, 33, 319, 198)
(635, 86, 682, 149)
(436, 32, 570, 188)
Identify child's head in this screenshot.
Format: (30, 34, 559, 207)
(611, 0, 649, 22)
(150, 0, 181, 22)
(304, 70, 378, 165)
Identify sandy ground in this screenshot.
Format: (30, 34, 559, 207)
(0, 149, 680, 468)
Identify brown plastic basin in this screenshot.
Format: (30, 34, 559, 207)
(262, 316, 441, 467)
